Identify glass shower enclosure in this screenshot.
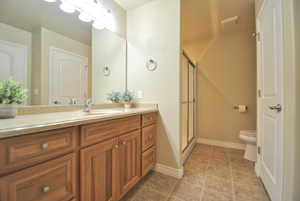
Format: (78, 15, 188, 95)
(181, 51, 197, 152)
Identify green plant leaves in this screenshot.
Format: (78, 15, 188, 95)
(0, 79, 27, 104)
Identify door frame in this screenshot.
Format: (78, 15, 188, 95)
(281, 0, 297, 201)
(49, 46, 88, 105)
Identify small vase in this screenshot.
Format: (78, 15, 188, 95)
(0, 104, 18, 119)
(124, 102, 133, 109)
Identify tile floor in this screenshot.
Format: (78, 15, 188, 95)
(121, 144, 271, 201)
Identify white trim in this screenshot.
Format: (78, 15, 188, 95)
(197, 138, 245, 150)
(182, 137, 197, 164)
(255, 161, 260, 177)
(154, 163, 184, 179)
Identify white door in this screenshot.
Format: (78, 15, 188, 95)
(49, 47, 88, 105)
(257, 0, 284, 200)
(0, 40, 27, 88)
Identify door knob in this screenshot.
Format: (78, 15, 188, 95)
(269, 104, 282, 112)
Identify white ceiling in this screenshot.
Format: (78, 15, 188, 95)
(115, 0, 153, 10)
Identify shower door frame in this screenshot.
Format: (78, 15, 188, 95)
(181, 51, 197, 153)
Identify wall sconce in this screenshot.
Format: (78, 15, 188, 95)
(146, 58, 158, 71)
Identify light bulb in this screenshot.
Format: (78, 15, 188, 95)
(79, 12, 92, 22)
(43, 0, 56, 2)
(93, 20, 105, 30)
(60, 2, 75, 13)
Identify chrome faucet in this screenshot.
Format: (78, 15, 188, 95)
(84, 99, 92, 112)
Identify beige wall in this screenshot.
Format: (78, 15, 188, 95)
(127, 0, 182, 169)
(184, 31, 256, 144)
(0, 23, 32, 104)
(32, 27, 91, 105)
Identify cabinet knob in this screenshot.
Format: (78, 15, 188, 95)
(123, 141, 127, 145)
(42, 186, 50, 193)
(41, 143, 49, 150)
(115, 144, 119, 149)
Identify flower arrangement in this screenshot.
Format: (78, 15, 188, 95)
(121, 91, 135, 108)
(121, 91, 134, 103)
(0, 79, 27, 104)
(107, 91, 122, 103)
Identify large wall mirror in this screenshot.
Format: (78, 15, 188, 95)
(0, 0, 127, 106)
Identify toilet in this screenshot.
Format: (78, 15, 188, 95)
(239, 130, 257, 162)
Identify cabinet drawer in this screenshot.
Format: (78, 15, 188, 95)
(0, 153, 76, 201)
(0, 127, 77, 175)
(142, 113, 157, 127)
(80, 115, 141, 147)
(142, 125, 156, 152)
(142, 146, 156, 177)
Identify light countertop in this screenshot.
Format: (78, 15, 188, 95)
(0, 106, 158, 139)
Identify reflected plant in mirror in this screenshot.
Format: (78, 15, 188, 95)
(107, 91, 122, 103)
(0, 79, 27, 119)
(122, 91, 134, 108)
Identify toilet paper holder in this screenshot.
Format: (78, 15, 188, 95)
(233, 105, 248, 111)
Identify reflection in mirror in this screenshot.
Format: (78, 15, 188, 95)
(0, 0, 127, 106)
(92, 29, 126, 104)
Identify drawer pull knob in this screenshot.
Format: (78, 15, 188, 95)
(123, 141, 127, 145)
(115, 145, 119, 149)
(41, 143, 49, 150)
(42, 186, 50, 193)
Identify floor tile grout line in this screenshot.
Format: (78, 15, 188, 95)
(228, 151, 237, 201)
(199, 147, 212, 201)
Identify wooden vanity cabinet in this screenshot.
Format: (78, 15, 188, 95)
(0, 112, 157, 201)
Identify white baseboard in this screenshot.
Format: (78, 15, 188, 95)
(197, 138, 245, 150)
(182, 138, 197, 164)
(154, 163, 184, 179)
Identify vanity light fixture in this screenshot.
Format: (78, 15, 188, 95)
(43, 0, 115, 31)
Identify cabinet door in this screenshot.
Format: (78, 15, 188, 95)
(80, 138, 118, 201)
(117, 130, 141, 199)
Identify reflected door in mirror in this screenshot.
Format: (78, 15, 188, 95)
(49, 48, 88, 105)
(0, 40, 27, 89)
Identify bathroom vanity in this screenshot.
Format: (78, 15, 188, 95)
(0, 109, 157, 201)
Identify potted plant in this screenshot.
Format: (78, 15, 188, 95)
(107, 91, 122, 103)
(0, 79, 27, 119)
(122, 91, 134, 108)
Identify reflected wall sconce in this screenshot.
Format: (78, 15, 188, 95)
(103, 66, 110, 76)
(42, 0, 116, 31)
(146, 58, 158, 71)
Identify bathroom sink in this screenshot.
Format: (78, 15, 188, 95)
(83, 110, 121, 116)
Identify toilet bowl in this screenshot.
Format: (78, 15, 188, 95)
(239, 130, 257, 162)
